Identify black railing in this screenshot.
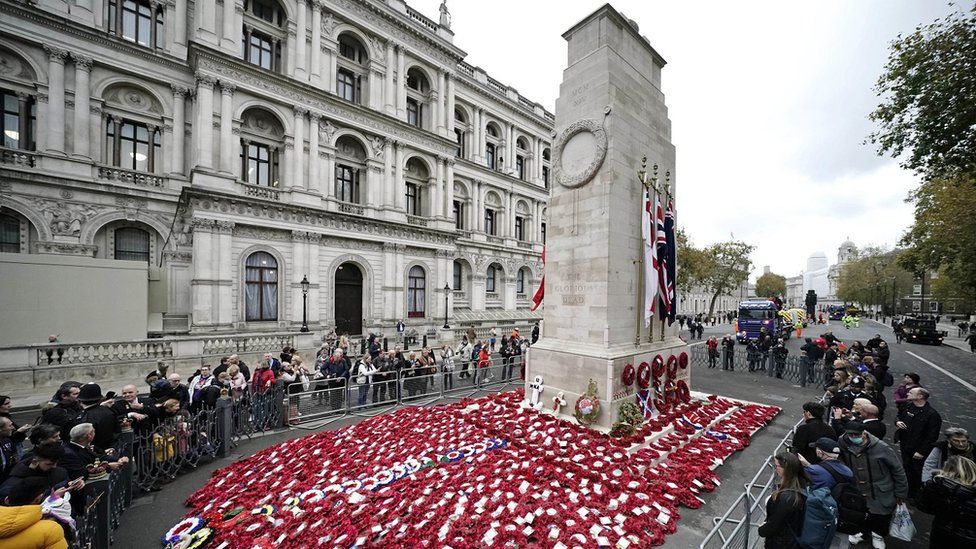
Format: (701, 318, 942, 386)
(688, 345, 827, 387)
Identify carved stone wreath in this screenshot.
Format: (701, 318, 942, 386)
(552, 119, 608, 189)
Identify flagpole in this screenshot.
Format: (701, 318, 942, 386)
(636, 158, 646, 347)
(663, 169, 672, 343)
(648, 164, 658, 344)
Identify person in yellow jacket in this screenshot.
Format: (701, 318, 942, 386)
(0, 478, 69, 549)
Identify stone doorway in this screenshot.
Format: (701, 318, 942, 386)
(334, 262, 364, 336)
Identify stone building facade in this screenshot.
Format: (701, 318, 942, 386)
(0, 0, 548, 340)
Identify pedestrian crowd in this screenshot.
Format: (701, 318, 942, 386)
(757, 329, 975, 549)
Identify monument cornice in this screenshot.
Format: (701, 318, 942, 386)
(561, 4, 668, 68)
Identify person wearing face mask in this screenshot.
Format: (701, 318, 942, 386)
(838, 421, 908, 549)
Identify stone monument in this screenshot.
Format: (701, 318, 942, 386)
(526, 4, 688, 429)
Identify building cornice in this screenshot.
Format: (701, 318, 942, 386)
(183, 186, 458, 249)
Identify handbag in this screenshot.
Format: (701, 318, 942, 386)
(300, 372, 311, 392)
(888, 502, 915, 542)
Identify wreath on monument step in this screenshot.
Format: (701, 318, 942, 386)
(574, 379, 602, 426)
(652, 355, 665, 380)
(636, 362, 650, 388)
(609, 401, 646, 438)
(679, 352, 689, 369)
(666, 355, 679, 380)
(621, 363, 636, 386)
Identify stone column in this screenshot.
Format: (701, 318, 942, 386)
(383, 137, 394, 207)
(474, 180, 483, 232)
(171, 85, 188, 175)
(324, 44, 336, 93)
(215, 221, 234, 327)
(294, 0, 307, 78)
(44, 45, 68, 155)
(384, 41, 396, 115)
(394, 141, 404, 210)
(395, 45, 406, 119)
(174, 0, 188, 45)
(446, 72, 455, 135)
(507, 123, 516, 173)
(307, 111, 320, 192)
(292, 106, 307, 190)
(286, 28, 297, 77)
(368, 62, 383, 110)
(535, 201, 543, 243)
(433, 156, 444, 218)
(71, 54, 92, 159)
(197, 0, 217, 43)
(194, 73, 216, 170)
(221, 0, 236, 51)
(191, 219, 215, 326)
(473, 108, 482, 162)
(310, 1, 322, 83)
(507, 191, 515, 238)
(322, 149, 335, 198)
(445, 158, 455, 222)
(435, 69, 446, 136)
(291, 231, 308, 327)
(218, 82, 235, 174)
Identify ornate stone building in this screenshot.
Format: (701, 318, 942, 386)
(0, 0, 548, 342)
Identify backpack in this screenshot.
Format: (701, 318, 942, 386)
(794, 486, 838, 549)
(820, 461, 869, 534)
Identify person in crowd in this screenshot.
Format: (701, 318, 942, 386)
(456, 337, 471, 380)
(21, 426, 61, 464)
(321, 349, 349, 409)
(226, 365, 247, 400)
(371, 351, 392, 404)
(0, 444, 79, 503)
(0, 418, 19, 486)
(441, 344, 455, 390)
(0, 477, 70, 549)
(835, 376, 872, 413)
(800, 337, 823, 384)
(59, 423, 127, 482)
(155, 373, 189, 410)
(187, 365, 214, 406)
(757, 452, 808, 548)
(838, 421, 909, 548)
(279, 346, 293, 366)
(771, 339, 788, 378)
(874, 341, 891, 367)
(800, 437, 855, 491)
(353, 354, 376, 407)
(0, 396, 32, 456)
(917, 455, 976, 547)
(721, 335, 735, 371)
(893, 373, 921, 414)
(923, 427, 975, 483)
(262, 353, 281, 376)
(367, 336, 382, 363)
(705, 337, 718, 369)
(966, 330, 976, 353)
(896, 387, 943, 498)
(893, 321, 905, 344)
(489, 327, 498, 352)
(746, 339, 761, 372)
(792, 402, 836, 465)
(531, 322, 540, 345)
(825, 367, 851, 404)
(72, 384, 118, 453)
(476, 343, 492, 384)
(227, 355, 250, 382)
(39, 387, 81, 442)
(110, 385, 153, 433)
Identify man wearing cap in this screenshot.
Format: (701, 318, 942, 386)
(792, 402, 836, 465)
(838, 420, 908, 549)
(77, 383, 119, 453)
(801, 437, 855, 490)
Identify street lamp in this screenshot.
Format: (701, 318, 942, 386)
(443, 283, 451, 329)
(300, 275, 310, 333)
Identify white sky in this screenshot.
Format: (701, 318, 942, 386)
(413, 0, 956, 280)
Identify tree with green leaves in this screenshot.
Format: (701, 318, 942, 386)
(755, 272, 786, 299)
(868, 4, 976, 179)
(695, 240, 754, 317)
(837, 247, 915, 314)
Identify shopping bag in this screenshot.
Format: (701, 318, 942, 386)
(888, 502, 915, 542)
(300, 372, 311, 392)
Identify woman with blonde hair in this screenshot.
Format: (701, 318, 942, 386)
(917, 455, 976, 547)
(227, 365, 246, 400)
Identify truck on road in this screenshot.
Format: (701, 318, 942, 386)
(736, 300, 782, 343)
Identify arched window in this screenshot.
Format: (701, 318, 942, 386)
(0, 213, 21, 253)
(107, 0, 164, 49)
(336, 33, 368, 104)
(404, 157, 429, 216)
(515, 137, 528, 181)
(113, 227, 150, 262)
(405, 67, 430, 128)
(239, 108, 284, 187)
(486, 265, 497, 293)
(335, 135, 366, 204)
(542, 147, 551, 187)
(242, 0, 285, 72)
(245, 252, 278, 321)
(1, 89, 36, 151)
(453, 107, 467, 158)
(105, 118, 161, 172)
(453, 260, 463, 291)
(407, 265, 426, 318)
(485, 122, 500, 170)
(517, 268, 527, 294)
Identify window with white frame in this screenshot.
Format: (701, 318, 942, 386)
(486, 265, 497, 293)
(407, 265, 426, 318)
(114, 227, 151, 262)
(239, 107, 284, 187)
(105, 118, 161, 172)
(405, 68, 430, 129)
(334, 135, 367, 204)
(107, 0, 164, 49)
(242, 0, 285, 72)
(336, 33, 368, 104)
(1, 89, 35, 151)
(453, 261, 463, 291)
(0, 212, 22, 253)
(245, 251, 278, 321)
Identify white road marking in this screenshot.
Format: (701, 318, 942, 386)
(906, 351, 976, 393)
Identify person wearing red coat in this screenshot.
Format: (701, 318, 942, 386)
(250, 360, 277, 430)
(706, 337, 719, 368)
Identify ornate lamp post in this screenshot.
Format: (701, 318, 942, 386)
(443, 283, 451, 329)
(300, 275, 310, 333)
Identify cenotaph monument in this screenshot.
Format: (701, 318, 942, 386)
(526, 4, 688, 429)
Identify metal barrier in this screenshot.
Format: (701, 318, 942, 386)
(698, 392, 830, 549)
(689, 345, 826, 387)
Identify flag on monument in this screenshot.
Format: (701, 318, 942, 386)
(655, 192, 672, 317)
(664, 199, 677, 325)
(530, 247, 546, 312)
(642, 188, 658, 326)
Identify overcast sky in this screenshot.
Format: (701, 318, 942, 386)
(414, 0, 956, 280)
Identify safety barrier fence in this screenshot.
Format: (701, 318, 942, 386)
(74, 356, 525, 547)
(688, 345, 829, 388)
(698, 391, 830, 549)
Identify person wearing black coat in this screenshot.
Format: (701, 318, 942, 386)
(41, 386, 83, 441)
(792, 402, 837, 465)
(758, 452, 808, 548)
(896, 387, 943, 497)
(916, 456, 976, 547)
(0, 443, 73, 504)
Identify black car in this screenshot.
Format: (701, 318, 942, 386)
(902, 317, 947, 345)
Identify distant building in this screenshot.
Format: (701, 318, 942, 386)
(789, 240, 856, 308)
